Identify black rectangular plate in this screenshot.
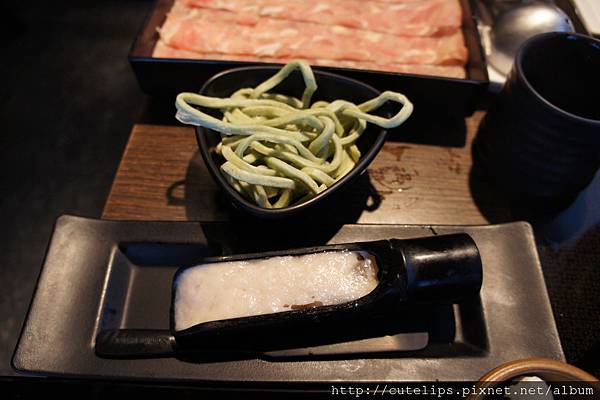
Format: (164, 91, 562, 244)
(129, 0, 489, 117)
(13, 216, 563, 383)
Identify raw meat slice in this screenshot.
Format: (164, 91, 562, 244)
(160, 7, 467, 66)
(153, 39, 466, 79)
(181, 0, 462, 37)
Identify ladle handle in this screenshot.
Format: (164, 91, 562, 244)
(95, 329, 176, 358)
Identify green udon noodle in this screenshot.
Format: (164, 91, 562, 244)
(175, 61, 414, 209)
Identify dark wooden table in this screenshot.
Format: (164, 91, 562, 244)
(102, 112, 511, 224)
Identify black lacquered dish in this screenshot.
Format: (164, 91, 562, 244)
(195, 67, 390, 218)
(129, 0, 488, 117)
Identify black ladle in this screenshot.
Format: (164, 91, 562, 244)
(96, 233, 482, 358)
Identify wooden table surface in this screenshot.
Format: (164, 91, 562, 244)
(102, 111, 512, 224)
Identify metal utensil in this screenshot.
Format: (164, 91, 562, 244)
(488, 2, 574, 77)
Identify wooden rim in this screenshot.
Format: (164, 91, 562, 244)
(467, 358, 598, 400)
(479, 358, 598, 382)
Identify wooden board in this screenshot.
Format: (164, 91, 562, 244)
(103, 113, 511, 224)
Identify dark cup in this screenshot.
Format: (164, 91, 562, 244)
(474, 32, 600, 215)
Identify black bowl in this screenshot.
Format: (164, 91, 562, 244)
(195, 66, 391, 218)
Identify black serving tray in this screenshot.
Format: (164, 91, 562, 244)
(129, 0, 488, 117)
(13, 216, 562, 384)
